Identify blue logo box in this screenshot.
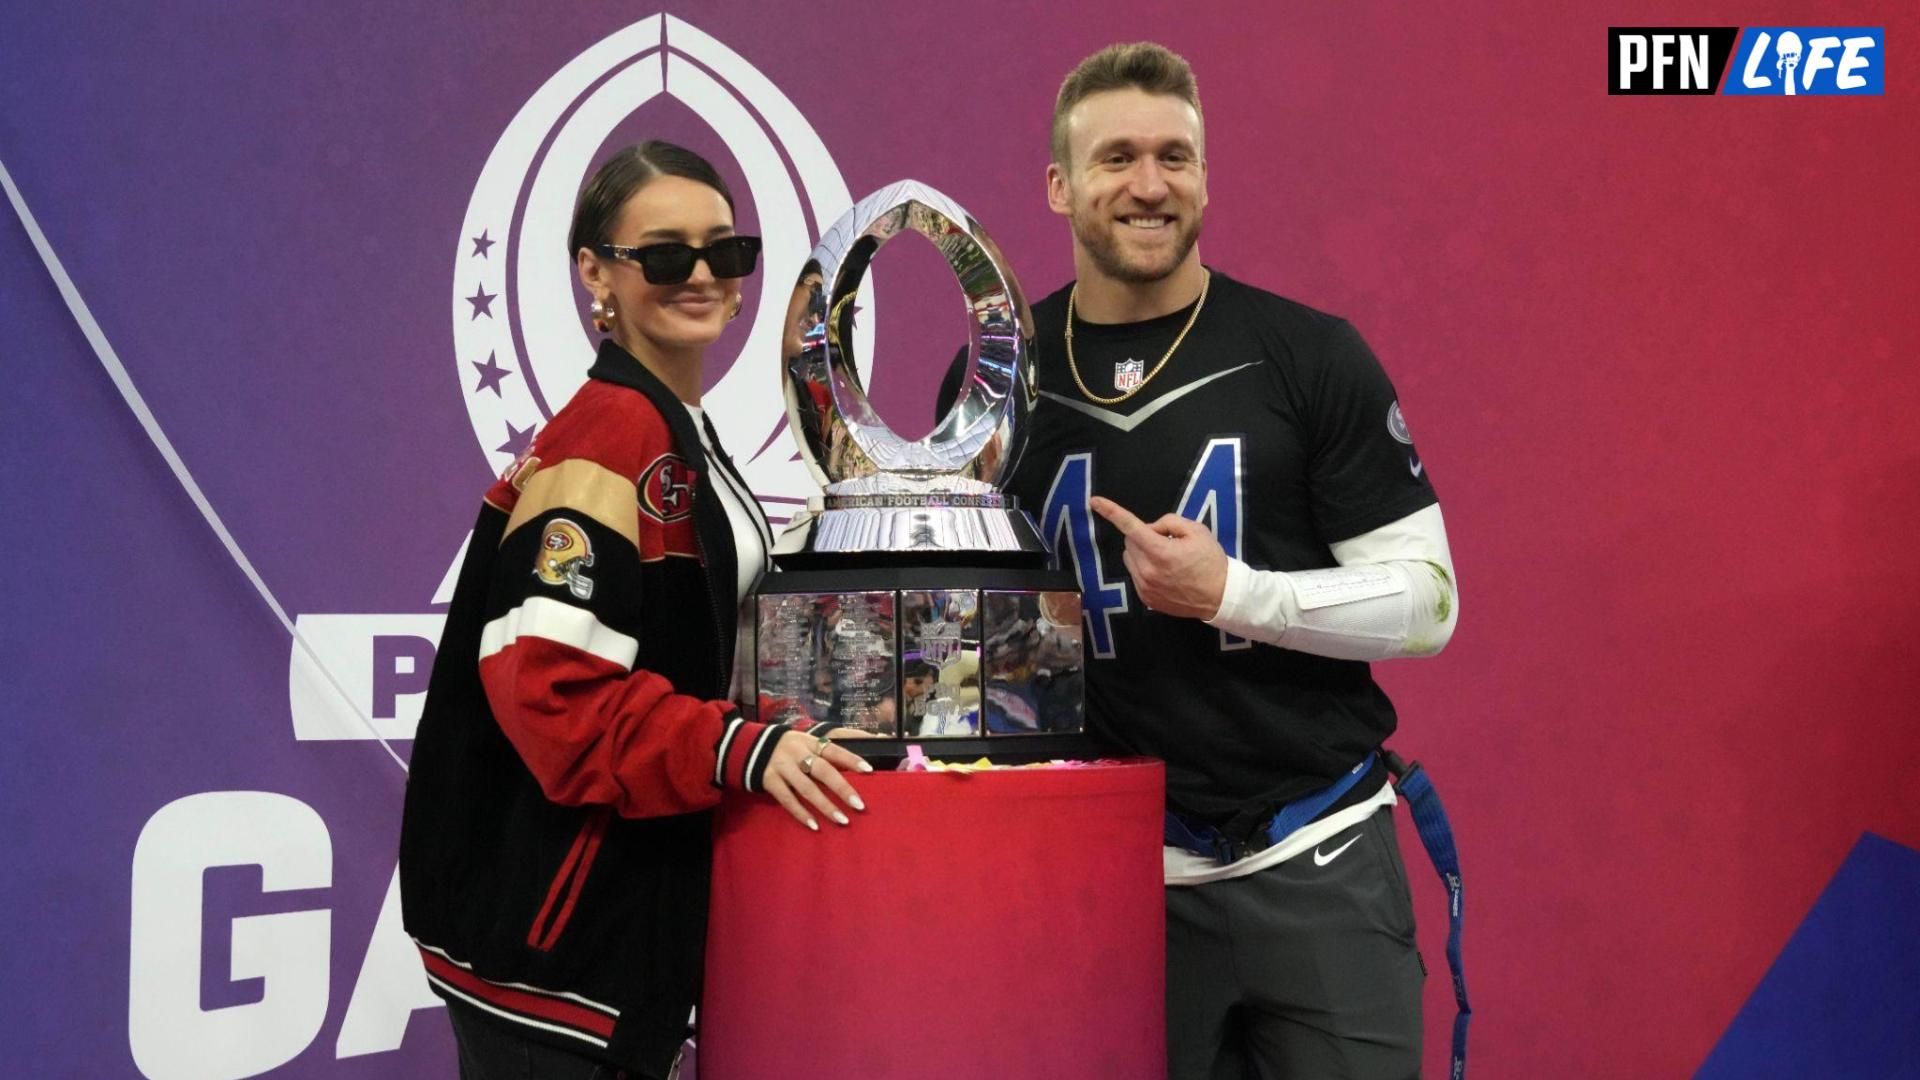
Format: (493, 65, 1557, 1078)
(1722, 27, 1884, 95)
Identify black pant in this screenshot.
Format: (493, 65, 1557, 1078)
(1166, 806, 1425, 1080)
(448, 1006, 638, 1080)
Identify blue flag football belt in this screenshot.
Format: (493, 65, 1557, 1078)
(1385, 750, 1471, 1079)
(1163, 749, 1471, 1078)
(1163, 753, 1378, 864)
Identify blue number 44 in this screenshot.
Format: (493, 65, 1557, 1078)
(1041, 439, 1246, 658)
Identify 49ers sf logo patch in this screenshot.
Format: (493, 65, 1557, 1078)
(638, 454, 695, 523)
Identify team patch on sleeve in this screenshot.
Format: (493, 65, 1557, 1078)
(636, 454, 700, 559)
(637, 454, 696, 523)
(1387, 401, 1413, 444)
(533, 519, 596, 600)
(503, 452, 541, 491)
(1388, 401, 1426, 478)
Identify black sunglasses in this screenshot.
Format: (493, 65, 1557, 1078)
(595, 235, 762, 285)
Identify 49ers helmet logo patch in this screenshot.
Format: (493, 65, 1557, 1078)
(534, 518, 596, 600)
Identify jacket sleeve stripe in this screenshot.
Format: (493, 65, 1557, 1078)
(480, 596, 639, 670)
(740, 722, 787, 793)
(503, 458, 641, 551)
(717, 715, 782, 791)
(712, 714, 747, 787)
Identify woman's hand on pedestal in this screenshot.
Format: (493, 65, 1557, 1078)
(761, 728, 873, 831)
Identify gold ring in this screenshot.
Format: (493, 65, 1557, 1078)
(800, 753, 817, 775)
(813, 735, 833, 756)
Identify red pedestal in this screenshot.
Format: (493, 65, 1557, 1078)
(702, 759, 1166, 1079)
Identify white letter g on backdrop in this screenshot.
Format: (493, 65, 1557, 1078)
(129, 792, 332, 1080)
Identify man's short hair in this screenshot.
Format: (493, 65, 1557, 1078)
(1051, 42, 1203, 166)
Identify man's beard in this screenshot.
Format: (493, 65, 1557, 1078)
(1071, 209, 1202, 285)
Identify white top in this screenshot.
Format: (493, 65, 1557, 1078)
(684, 404, 771, 606)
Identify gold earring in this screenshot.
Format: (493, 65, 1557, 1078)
(591, 298, 615, 334)
(727, 295, 743, 322)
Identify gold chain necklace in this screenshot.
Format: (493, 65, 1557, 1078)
(1065, 270, 1210, 406)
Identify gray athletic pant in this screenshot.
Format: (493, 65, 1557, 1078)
(1165, 805, 1425, 1080)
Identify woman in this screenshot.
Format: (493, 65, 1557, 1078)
(400, 141, 868, 1080)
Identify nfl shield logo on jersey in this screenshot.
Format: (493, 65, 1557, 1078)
(1114, 358, 1145, 392)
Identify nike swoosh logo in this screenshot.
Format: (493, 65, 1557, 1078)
(1409, 457, 1424, 478)
(1313, 834, 1362, 867)
(1037, 362, 1261, 432)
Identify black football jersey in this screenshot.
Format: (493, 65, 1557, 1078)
(1001, 270, 1439, 833)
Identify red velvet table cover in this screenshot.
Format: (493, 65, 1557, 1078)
(702, 759, 1166, 1079)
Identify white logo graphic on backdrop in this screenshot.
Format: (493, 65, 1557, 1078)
(452, 13, 872, 524)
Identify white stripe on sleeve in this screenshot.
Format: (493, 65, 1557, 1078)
(741, 724, 781, 792)
(479, 596, 640, 670)
(712, 715, 747, 786)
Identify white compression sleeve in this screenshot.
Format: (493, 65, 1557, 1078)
(1204, 503, 1458, 661)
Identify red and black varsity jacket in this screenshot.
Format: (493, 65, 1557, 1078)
(399, 341, 810, 1076)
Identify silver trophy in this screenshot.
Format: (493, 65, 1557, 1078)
(747, 181, 1085, 750)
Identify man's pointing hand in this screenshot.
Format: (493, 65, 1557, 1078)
(1089, 496, 1229, 620)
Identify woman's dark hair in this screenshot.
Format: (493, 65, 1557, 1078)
(567, 140, 735, 255)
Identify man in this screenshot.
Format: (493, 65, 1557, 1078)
(1003, 42, 1461, 1079)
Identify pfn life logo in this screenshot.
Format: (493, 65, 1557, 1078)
(1610, 27, 1883, 95)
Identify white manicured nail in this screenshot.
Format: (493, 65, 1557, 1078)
(849, 794, 867, 812)
(832, 811, 849, 826)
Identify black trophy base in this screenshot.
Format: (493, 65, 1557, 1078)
(750, 556, 1089, 751)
